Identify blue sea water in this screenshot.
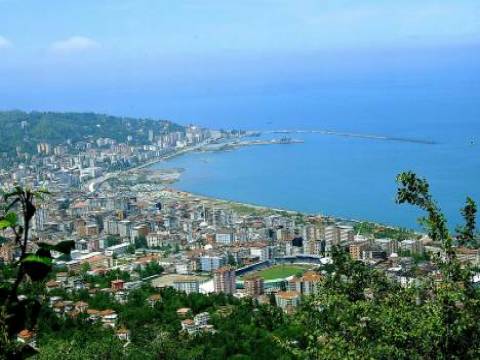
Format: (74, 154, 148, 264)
(2, 40, 479, 230)
(148, 48, 480, 230)
(151, 128, 479, 230)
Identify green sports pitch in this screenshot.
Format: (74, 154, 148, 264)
(240, 264, 311, 281)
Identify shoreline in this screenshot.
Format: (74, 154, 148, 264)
(91, 133, 421, 235)
(165, 188, 419, 234)
(86, 139, 215, 193)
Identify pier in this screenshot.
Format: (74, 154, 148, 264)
(262, 129, 437, 145)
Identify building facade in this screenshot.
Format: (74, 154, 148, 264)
(213, 266, 236, 294)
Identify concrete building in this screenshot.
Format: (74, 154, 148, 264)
(375, 238, 399, 256)
(243, 275, 264, 297)
(146, 231, 172, 248)
(286, 237, 304, 256)
(118, 220, 132, 239)
(173, 277, 200, 294)
(33, 207, 47, 231)
(275, 291, 301, 313)
(289, 271, 323, 295)
(325, 224, 354, 248)
(215, 229, 235, 245)
(181, 319, 198, 335)
(400, 239, 424, 255)
(105, 243, 130, 257)
(324, 225, 340, 247)
(349, 241, 369, 260)
(103, 218, 119, 235)
(200, 255, 225, 272)
(338, 225, 355, 243)
(213, 266, 236, 294)
(194, 312, 210, 326)
(111, 280, 125, 291)
(250, 245, 271, 261)
(130, 224, 149, 243)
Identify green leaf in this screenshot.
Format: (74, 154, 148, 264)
(22, 254, 53, 265)
(0, 212, 18, 229)
(53, 240, 75, 254)
(37, 242, 54, 251)
(5, 212, 17, 226)
(22, 254, 53, 281)
(38, 240, 75, 255)
(36, 247, 52, 258)
(0, 219, 10, 229)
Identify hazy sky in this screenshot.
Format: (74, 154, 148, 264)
(1, 0, 480, 121)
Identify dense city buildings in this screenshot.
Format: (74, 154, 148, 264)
(2, 111, 473, 358)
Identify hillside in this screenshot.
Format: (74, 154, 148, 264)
(0, 110, 185, 155)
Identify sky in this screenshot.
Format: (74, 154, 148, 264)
(0, 0, 480, 122)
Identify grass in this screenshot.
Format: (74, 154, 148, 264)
(242, 265, 310, 281)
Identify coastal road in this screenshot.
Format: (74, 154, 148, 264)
(84, 139, 215, 194)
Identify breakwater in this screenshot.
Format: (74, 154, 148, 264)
(264, 129, 436, 145)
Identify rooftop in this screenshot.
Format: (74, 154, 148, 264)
(276, 291, 300, 300)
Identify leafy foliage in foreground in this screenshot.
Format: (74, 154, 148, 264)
(0, 187, 74, 358)
(34, 287, 294, 360)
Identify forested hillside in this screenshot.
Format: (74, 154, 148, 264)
(0, 111, 184, 154)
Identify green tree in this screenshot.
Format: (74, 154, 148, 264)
(134, 235, 147, 249)
(0, 187, 74, 359)
(227, 254, 236, 266)
(456, 196, 478, 247)
(280, 172, 480, 359)
(136, 262, 164, 279)
(104, 235, 120, 248)
(396, 172, 477, 357)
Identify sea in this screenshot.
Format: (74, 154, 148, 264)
(143, 47, 480, 231)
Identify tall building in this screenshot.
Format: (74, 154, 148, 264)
(324, 225, 340, 246)
(375, 238, 398, 256)
(243, 275, 264, 297)
(200, 255, 225, 272)
(118, 220, 132, 239)
(289, 271, 323, 295)
(33, 207, 47, 231)
(304, 225, 324, 241)
(338, 225, 355, 243)
(250, 245, 271, 261)
(103, 218, 119, 235)
(400, 239, 424, 255)
(349, 241, 369, 260)
(286, 236, 304, 255)
(213, 266, 236, 294)
(325, 224, 354, 250)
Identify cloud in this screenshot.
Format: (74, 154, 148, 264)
(50, 36, 100, 54)
(0, 35, 12, 49)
